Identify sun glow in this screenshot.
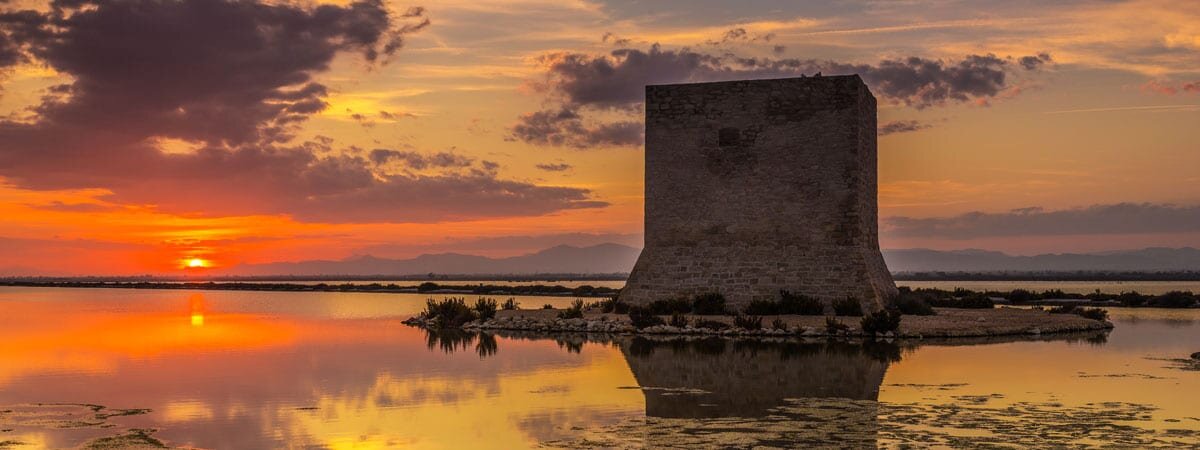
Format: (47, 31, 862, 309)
(184, 258, 209, 269)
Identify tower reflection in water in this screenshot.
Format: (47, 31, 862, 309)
(423, 329, 900, 447)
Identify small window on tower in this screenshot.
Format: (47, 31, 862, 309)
(718, 127, 740, 147)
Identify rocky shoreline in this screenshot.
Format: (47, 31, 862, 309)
(403, 307, 1114, 339)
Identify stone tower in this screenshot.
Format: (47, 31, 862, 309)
(620, 75, 897, 312)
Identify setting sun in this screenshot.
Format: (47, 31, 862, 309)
(184, 258, 209, 269)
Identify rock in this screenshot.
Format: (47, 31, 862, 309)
(1028, 328, 1041, 335)
(1191, 352, 1200, 360)
(977, 317, 986, 323)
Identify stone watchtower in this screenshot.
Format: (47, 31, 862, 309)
(620, 75, 897, 312)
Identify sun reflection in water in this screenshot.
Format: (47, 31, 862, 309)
(189, 293, 205, 327)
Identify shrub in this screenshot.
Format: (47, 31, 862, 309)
(779, 290, 825, 315)
(733, 314, 763, 330)
(417, 282, 440, 293)
(825, 316, 850, 334)
(542, 304, 554, 310)
(474, 297, 498, 320)
(1007, 289, 1036, 304)
(693, 318, 731, 331)
(648, 297, 692, 315)
(929, 294, 994, 309)
(771, 318, 788, 331)
(743, 299, 780, 315)
(668, 313, 689, 328)
(501, 298, 520, 310)
(422, 297, 478, 328)
(1150, 291, 1198, 308)
(1115, 291, 1147, 307)
(894, 292, 935, 316)
(861, 310, 902, 334)
(598, 297, 630, 314)
(558, 299, 585, 319)
(691, 292, 727, 315)
(833, 297, 864, 316)
(1075, 307, 1109, 321)
(1049, 304, 1109, 321)
(628, 306, 665, 329)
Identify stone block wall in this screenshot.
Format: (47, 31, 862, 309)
(620, 75, 897, 311)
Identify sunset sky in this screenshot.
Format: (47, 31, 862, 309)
(0, 0, 1198, 275)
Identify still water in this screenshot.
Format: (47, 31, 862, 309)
(0, 287, 1197, 449)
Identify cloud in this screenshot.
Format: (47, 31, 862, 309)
(1018, 52, 1053, 70)
(1141, 79, 1200, 95)
(535, 162, 573, 172)
(512, 44, 1051, 147)
(0, 0, 606, 223)
(884, 203, 1200, 239)
(508, 107, 643, 148)
(879, 119, 932, 136)
(368, 149, 474, 170)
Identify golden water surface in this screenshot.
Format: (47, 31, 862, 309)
(0, 287, 1197, 449)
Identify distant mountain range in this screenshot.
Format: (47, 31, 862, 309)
(212, 245, 1200, 277)
(217, 243, 643, 276)
(883, 247, 1200, 272)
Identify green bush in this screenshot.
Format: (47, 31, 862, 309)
(771, 318, 788, 331)
(417, 282, 440, 293)
(1115, 291, 1147, 307)
(833, 296, 864, 316)
(861, 310, 902, 334)
(929, 294, 994, 309)
(558, 299, 585, 319)
(648, 297, 692, 315)
(1049, 305, 1109, 321)
(1007, 289, 1036, 304)
(474, 297, 498, 320)
(628, 306, 665, 329)
(894, 292, 935, 316)
(733, 314, 763, 330)
(597, 297, 630, 314)
(692, 292, 728, 315)
(743, 299, 781, 315)
(668, 313, 689, 328)
(780, 290, 825, 315)
(1075, 307, 1109, 321)
(693, 318, 731, 331)
(422, 297, 478, 328)
(1150, 291, 1197, 308)
(501, 298, 520, 310)
(825, 316, 850, 334)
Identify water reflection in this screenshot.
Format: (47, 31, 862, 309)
(1, 287, 1196, 449)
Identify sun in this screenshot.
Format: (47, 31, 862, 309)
(185, 258, 209, 269)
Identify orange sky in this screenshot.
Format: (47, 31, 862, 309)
(0, 0, 1198, 275)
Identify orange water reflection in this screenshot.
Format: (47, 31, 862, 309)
(0, 287, 1197, 448)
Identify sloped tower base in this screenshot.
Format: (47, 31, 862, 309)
(620, 75, 896, 312)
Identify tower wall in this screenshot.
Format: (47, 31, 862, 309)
(620, 75, 897, 311)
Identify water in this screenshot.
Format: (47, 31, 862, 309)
(0, 287, 1197, 448)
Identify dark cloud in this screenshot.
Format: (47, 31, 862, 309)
(535, 162, 572, 172)
(884, 203, 1200, 239)
(508, 107, 643, 148)
(879, 119, 931, 136)
(368, 149, 475, 170)
(513, 44, 1051, 147)
(0, 0, 606, 222)
(1018, 52, 1053, 70)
